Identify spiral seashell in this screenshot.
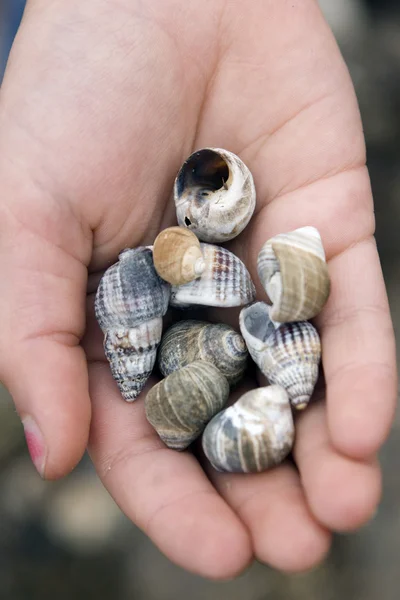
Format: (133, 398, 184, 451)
(239, 302, 321, 409)
(174, 148, 256, 243)
(95, 247, 170, 401)
(145, 361, 230, 450)
(158, 320, 248, 386)
(104, 318, 162, 401)
(170, 243, 256, 308)
(153, 227, 205, 285)
(257, 226, 330, 322)
(202, 385, 294, 473)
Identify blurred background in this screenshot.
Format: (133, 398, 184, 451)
(1, 1, 400, 598)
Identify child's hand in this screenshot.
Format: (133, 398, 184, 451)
(0, 0, 396, 578)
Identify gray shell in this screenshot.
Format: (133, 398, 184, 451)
(104, 318, 162, 402)
(174, 148, 256, 243)
(202, 385, 294, 473)
(158, 320, 248, 386)
(95, 247, 170, 401)
(95, 247, 170, 332)
(239, 302, 321, 409)
(145, 361, 230, 450)
(170, 243, 256, 308)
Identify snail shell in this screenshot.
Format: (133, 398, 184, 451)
(170, 243, 256, 308)
(257, 226, 330, 322)
(95, 247, 170, 401)
(174, 148, 256, 243)
(239, 302, 321, 410)
(202, 385, 294, 473)
(145, 361, 230, 450)
(158, 320, 248, 386)
(104, 318, 162, 401)
(153, 227, 205, 285)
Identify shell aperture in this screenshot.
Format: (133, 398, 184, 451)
(174, 148, 256, 243)
(240, 302, 321, 409)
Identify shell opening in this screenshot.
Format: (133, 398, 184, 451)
(176, 149, 230, 198)
(266, 271, 282, 307)
(242, 303, 275, 342)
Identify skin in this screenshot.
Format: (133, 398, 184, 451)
(0, 0, 397, 579)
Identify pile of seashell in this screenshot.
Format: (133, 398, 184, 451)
(95, 148, 331, 474)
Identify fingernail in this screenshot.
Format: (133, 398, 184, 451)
(22, 416, 47, 478)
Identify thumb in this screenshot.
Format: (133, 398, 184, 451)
(0, 186, 92, 479)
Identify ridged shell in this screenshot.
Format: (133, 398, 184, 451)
(239, 302, 321, 409)
(170, 243, 256, 308)
(145, 361, 230, 450)
(104, 318, 162, 401)
(174, 148, 256, 243)
(95, 247, 170, 332)
(153, 227, 205, 285)
(257, 226, 330, 322)
(95, 247, 170, 401)
(158, 320, 248, 386)
(202, 385, 294, 473)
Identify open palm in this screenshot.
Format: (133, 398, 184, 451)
(0, 0, 396, 578)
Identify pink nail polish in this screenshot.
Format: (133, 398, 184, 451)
(22, 416, 47, 477)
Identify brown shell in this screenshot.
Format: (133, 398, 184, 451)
(257, 226, 330, 322)
(153, 227, 205, 286)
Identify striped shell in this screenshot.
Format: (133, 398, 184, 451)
(239, 302, 321, 409)
(174, 148, 256, 243)
(257, 226, 330, 322)
(104, 318, 162, 401)
(95, 247, 170, 401)
(158, 320, 248, 386)
(170, 243, 256, 308)
(202, 385, 294, 473)
(153, 227, 205, 285)
(145, 361, 230, 450)
(95, 247, 170, 331)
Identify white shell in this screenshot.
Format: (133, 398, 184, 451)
(170, 243, 256, 308)
(202, 385, 294, 473)
(174, 148, 256, 243)
(257, 226, 330, 322)
(239, 302, 321, 409)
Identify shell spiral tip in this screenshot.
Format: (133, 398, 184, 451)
(194, 257, 206, 276)
(292, 397, 309, 411)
